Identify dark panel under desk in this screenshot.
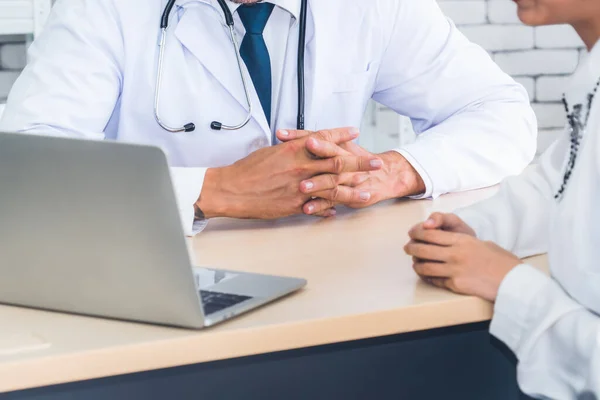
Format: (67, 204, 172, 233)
(3, 322, 534, 400)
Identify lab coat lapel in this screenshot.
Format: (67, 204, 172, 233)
(304, 1, 372, 132)
(305, 0, 335, 131)
(174, 3, 271, 137)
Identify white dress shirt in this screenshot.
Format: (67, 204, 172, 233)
(222, 0, 298, 129)
(457, 41, 600, 399)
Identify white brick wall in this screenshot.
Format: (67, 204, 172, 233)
(536, 25, 584, 49)
(0, 1, 586, 156)
(460, 25, 534, 52)
(536, 75, 571, 101)
(438, 1, 486, 25)
(494, 50, 579, 75)
(487, 1, 521, 24)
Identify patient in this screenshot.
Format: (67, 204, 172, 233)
(404, 0, 600, 398)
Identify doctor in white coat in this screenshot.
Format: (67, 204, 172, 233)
(405, 0, 600, 397)
(0, 0, 536, 235)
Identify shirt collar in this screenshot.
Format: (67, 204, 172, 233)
(175, 0, 300, 21)
(223, 0, 300, 21)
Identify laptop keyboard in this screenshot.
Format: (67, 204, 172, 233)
(200, 290, 252, 316)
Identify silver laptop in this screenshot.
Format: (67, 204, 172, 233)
(0, 132, 306, 329)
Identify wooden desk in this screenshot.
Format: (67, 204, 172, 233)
(0, 188, 545, 398)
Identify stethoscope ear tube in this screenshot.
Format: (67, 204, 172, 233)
(155, 0, 197, 133)
(215, 0, 235, 26)
(297, 0, 307, 130)
(154, 27, 195, 133)
(161, 0, 176, 29)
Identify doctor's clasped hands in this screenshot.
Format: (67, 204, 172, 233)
(195, 127, 383, 220)
(277, 128, 426, 216)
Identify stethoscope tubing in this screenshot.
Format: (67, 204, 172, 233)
(154, 0, 308, 133)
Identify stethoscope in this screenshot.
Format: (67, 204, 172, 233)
(154, 0, 308, 133)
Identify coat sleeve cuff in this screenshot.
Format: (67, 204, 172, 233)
(393, 148, 434, 199)
(395, 141, 459, 199)
(169, 167, 208, 237)
(490, 264, 555, 353)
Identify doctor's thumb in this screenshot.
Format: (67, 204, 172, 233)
(277, 129, 310, 142)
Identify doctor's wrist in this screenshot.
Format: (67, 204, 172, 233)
(381, 151, 426, 198)
(196, 167, 229, 219)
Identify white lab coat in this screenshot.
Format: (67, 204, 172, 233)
(457, 43, 600, 399)
(0, 0, 537, 235)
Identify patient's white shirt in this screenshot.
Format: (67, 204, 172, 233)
(457, 41, 600, 398)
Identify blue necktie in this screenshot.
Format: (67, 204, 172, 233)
(238, 3, 275, 126)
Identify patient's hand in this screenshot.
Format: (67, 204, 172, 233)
(420, 212, 476, 237)
(404, 222, 520, 302)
